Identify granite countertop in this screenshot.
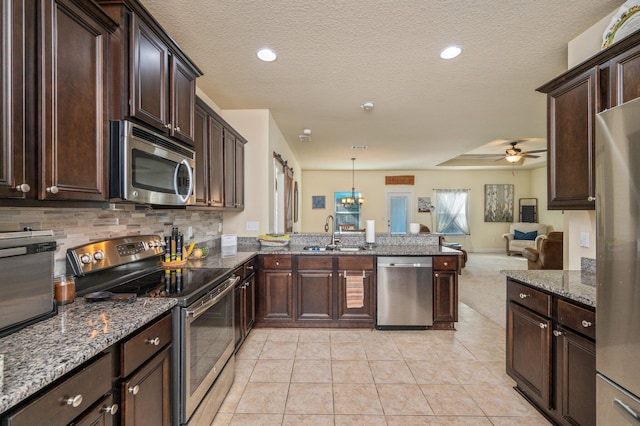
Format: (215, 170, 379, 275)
(0, 298, 177, 415)
(239, 244, 461, 257)
(501, 270, 596, 308)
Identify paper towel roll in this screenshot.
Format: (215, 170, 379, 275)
(366, 220, 375, 243)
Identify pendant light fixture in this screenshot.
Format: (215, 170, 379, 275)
(341, 158, 364, 208)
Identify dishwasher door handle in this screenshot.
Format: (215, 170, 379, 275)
(380, 263, 429, 268)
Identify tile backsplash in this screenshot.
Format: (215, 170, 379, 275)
(0, 205, 223, 275)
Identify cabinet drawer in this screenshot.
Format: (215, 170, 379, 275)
(557, 299, 596, 340)
(5, 352, 112, 426)
(338, 256, 374, 270)
(121, 314, 172, 377)
(261, 255, 292, 269)
(507, 280, 552, 317)
(298, 256, 333, 269)
(433, 256, 457, 271)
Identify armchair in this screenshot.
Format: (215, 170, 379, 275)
(502, 222, 551, 256)
(522, 232, 563, 269)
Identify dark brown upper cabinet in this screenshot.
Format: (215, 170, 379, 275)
(537, 29, 640, 211)
(98, 0, 201, 145)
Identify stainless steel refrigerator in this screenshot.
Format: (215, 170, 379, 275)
(595, 96, 640, 424)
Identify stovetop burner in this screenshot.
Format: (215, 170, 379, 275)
(68, 235, 232, 306)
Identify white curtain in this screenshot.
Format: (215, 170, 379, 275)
(435, 189, 470, 235)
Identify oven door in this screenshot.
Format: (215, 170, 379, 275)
(182, 276, 238, 421)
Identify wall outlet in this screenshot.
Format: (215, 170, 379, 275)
(187, 226, 193, 239)
(218, 223, 223, 232)
(580, 231, 590, 248)
(246, 221, 259, 231)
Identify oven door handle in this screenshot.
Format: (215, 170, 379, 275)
(186, 276, 239, 320)
(174, 159, 194, 204)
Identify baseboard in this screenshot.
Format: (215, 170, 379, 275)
(466, 248, 504, 253)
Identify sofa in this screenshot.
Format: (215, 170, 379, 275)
(502, 222, 551, 256)
(522, 232, 563, 269)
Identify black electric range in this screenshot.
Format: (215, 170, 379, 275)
(67, 235, 232, 306)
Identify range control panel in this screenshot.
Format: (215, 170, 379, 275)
(67, 235, 165, 276)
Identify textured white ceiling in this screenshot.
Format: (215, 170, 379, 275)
(140, 0, 621, 171)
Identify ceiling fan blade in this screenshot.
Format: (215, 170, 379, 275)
(523, 154, 540, 159)
(524, 149, 547, 154)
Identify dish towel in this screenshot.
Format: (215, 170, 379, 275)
(345, 271, 365, 309)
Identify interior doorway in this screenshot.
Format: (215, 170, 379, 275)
(386, 189, 414, 234)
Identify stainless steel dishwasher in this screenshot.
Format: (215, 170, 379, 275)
(376, 256, 433, 329)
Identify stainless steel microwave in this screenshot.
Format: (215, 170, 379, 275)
(109, 120, 196, 206)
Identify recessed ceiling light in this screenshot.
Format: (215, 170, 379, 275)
(361, 102, 375, 111)
(257, 48, 277, 62)
(440, 46, 462, 59)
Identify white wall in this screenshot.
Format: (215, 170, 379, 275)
(302, 167, 562, 252)
(568, 9, 618, 68)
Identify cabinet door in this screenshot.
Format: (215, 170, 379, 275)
(555, 327, 596, 426)
(337, 270, 375, 322)
(234, 137, 245, 209)
(507, 301, 553, 409)
(223, 130, 236, 208)
(433, 271, 458, 323)
(131, 15, 169, 132)
(208, 116, 224, 207)
(193, 104, 209, 205)
(258, 270, 293, 321)
(234, 280, 243, 351)
(169, 55, 196, 144)
(74, 394, 116, 426)
(244, 273, 255, 333)
(40, 0, 109, 201)
(547, 68, 597, 210)
(296, 269, 334, 321)
(0, 0, 29, 199)
(121, 345, 171, 426)
(610, 43, 640, 106)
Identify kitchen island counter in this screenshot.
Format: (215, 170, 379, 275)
(502, 269, 596, 307)
(0, 298, 177, 415)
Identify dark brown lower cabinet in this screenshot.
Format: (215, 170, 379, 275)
(555, 327, 596, 426)
(507, 301, 552, 409)
(255, 254, 375, 328)
(121, 345, 171, 426)
(506, 278, 596, 425)
(74, 394, 117, 426)
(433, 270, 458, 328)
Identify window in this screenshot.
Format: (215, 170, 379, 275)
(334, 191, 362, 232)
(434, 189, 470, 236)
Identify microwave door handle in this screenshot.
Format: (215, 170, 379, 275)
(174, 159, 194, 203)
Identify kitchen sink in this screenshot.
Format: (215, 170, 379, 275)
(336, 246, 364, 252)
(303, 246, 327, 251)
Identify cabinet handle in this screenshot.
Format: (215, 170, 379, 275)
(587, 196, 596, 202)
(66, 394, 83, 407)
(434, 273, 439, 278)
(46, 185, 59, 194)
(329, 273, 332, 277)
(101, 404, 119, 416)
(175, 126, 181, 132)
(165, 123, 171, 129)
(519, 293, 530, 299)
(288, 272, 291, 277)
(553, 330, 563, 337)
(613, 398, 640, 423)
(581, 320, 593, 328)
(128, 385, 140, 395)
(145, 337, 160, 346)
(14, 183, 30, 193)
(443, 262, 449, 266)
(276, 261, 280, 266)
(539, 323, 548, 329)
(247, 265, 254, 270)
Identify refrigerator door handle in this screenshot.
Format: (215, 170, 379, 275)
(614, 398, 640, 424)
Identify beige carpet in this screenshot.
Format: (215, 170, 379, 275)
(458, 253, 527, 328)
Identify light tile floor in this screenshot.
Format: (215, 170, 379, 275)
(211, 302, 551, 425)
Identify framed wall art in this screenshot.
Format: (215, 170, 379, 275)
(312, 195, 325, 209)
(484, 184, 514, 222)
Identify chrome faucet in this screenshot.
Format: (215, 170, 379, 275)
(324, 215, 338, 249)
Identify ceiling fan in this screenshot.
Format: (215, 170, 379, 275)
(500, 140, 547, 163)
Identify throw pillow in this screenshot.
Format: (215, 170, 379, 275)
(514, 229, 537, 240)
